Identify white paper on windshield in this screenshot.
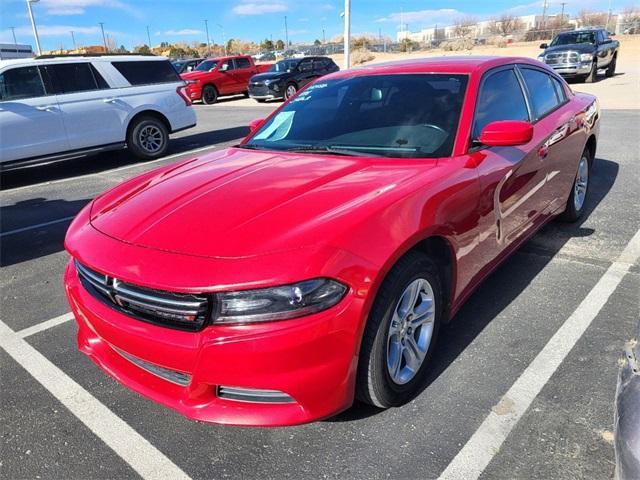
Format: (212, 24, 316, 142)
(253, 111, 295, 141)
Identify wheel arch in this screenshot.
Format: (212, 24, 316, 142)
(126, 109, 172, 140)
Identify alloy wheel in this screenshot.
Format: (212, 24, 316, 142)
(573, 155, 589, 212)
(386, 278, 436, 385)
(138, 125, 164, 154)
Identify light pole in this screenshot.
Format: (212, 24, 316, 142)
(343, 0, 351, 69)
(26, 0, 42, 55)
(204, 19, 211, 56)
(70, 30, 77, 50)
(217, 23, 226, 55)
(284, 16, 289, 47)
(10, 26, 18, 53)
(99, 22, 108, 52)
(146, 25, 151, 48)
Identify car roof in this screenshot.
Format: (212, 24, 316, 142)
(328, 56, 542, 78)
(0, 54, 168, 68)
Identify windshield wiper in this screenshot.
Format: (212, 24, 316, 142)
(284, 145, 381, 157)
(235, 143, 264, 150)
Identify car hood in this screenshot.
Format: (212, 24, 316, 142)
(89, 148, 431, 259)
(544, 43, 595, 55)
(251, 71, 289, 82)
(181, 70, 210, 81)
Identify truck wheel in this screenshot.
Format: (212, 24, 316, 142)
(605, 55, 617, 78)
(202, 85, 218, 105)
(584, 60, 597, 83)
(284, 83, 297, 100)
(127, 116, 169, 160)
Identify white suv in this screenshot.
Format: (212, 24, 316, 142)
(0, 55, 196, 170)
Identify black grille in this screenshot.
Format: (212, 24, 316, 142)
(248, 83, 271, 96)
(75, 260, 210, 331)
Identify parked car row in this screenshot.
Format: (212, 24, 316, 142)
(172, 58, 204, 73)
(0, 55, 196, 169)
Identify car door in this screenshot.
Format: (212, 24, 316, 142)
(296, 58, 316, 87)
(0, 65, 69, 162)
(471, 66, 549, 250)
(517, 65, 581, 213)
(217, 59, 238, 95)
(230, 57, 254, 93)
(43, 62, 124, 150)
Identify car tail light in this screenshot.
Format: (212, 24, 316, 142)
(176, 85, 192, 106)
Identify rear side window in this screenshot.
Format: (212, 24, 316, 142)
(299, 59, 313, 72)
(235, 57, 251, 69)
(111, 60, 180, 86)
(519, 68, 562, 120)
(0, 66, 46, 101)
(473, 68, 529, 139)
(46, 62, 110, 94)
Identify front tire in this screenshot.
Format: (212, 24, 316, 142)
(559, 148, 591, 222)
(584, 60, 597, 83)
(201, 85, 218, 105)
(284, 83, 297, 100)
(605, 55, 617, 77)
(356, 251, 442, 408)
(127, 116, 169, 160)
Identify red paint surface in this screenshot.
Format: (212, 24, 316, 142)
(64, 56, 599, 426)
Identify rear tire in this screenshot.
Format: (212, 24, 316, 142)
(605, 55, 617, 77)
(127, 116, 169, 160)
(584, 60, 597, 83)
(201, 85, 218, 105)
(559, 147, 591, 222)
(356, 251, 443, 408)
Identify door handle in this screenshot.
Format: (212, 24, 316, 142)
(36, 105, 56, 111)
(103, 98, 118, 103)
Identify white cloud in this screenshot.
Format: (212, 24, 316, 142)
(376, 8, 462, 26)
(164, 29, 204, 36)
(232, 1, 288, 15)
(40, 0, 142, 17)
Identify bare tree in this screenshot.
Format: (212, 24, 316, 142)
(621, 5, 640, 24)
(488, 14, 525, 36)
(578, 10, 609, 27)
(453, 16, 478, 38)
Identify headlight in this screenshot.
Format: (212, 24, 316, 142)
(186, 79, 199, 85)
(580, 53, 593, 62)
(264, 79, 273, 85)
(537, 55, 545, 62)
(214, 278, 347, 324)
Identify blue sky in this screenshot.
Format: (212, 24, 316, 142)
(0, 0, 611, 51)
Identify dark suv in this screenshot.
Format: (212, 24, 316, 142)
(248, 56, 339, 102)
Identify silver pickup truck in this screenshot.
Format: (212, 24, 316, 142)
(537, 28, 619, 83)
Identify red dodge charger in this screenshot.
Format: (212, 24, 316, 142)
(64, 56, 599, 426)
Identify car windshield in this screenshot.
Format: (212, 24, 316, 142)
(270, 59, 299, 72)
(551, 31, 596, 46)
(245, 74, 468, 158)
(195, 60, 218, 71)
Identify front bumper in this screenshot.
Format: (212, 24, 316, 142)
(547, 62, 593, 76)
(64, 259, 364, 426)
(248, 83, 283, 100)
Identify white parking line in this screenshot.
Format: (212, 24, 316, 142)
(2, 144, 220, 194)
(0, 215, 76, 237)
(0, 318, 191, 480)
(17, 312, 75, 338)
(438, 228, 640, 480)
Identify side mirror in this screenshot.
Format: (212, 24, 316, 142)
(249, 118, 265, 132)
(539, 43, 548, 49)
(478, 120, 533, 147)
(220, 64, 229, 72)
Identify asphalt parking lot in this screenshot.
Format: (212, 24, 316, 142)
(1, 100, 639, 479)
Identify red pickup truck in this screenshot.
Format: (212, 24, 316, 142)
(181, 55, 272, 104)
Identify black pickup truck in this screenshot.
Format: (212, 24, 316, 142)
(537, 28, 619, 83)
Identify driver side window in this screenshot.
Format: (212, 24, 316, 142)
(473, 68, 529, 140)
